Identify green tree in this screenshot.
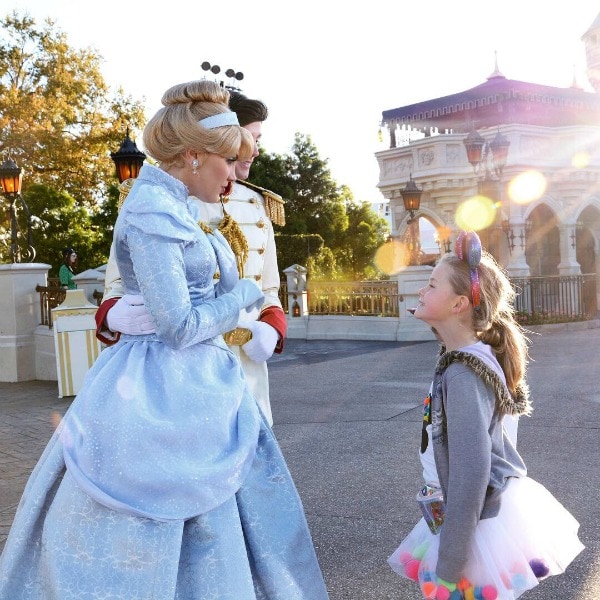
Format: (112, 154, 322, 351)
(0, 10, 146, 264)
(337, 201, 390, 280)
(252, 134, 388, 280)
(21, 183, 105, 274)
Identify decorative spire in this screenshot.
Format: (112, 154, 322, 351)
(570, 64, 583, 89)
(487, 50, 505, 80)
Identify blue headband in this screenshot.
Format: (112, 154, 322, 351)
(198, 112, 239, 129)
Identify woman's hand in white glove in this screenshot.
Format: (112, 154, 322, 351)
(238, 320, 279, 363)
(106, 294, 155, 335)
(229, 279, 264, 314)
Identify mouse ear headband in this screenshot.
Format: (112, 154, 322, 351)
(454, 231, 482, 309)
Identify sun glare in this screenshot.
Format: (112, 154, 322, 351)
(455, 195, 496, 231)
(572, 151, 590, 169)
(508, 170, 547, 205)
(374, 239, 409, 275)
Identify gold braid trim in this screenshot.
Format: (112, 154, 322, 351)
(198, 222, 213, 235)
(117, 178, 135, 212)
(240, 181, 286, 226)
(216, 208, 249, 278)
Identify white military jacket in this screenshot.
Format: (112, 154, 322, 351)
(101, 180, 285, 425)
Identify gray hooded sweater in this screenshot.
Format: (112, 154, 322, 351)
(429, 348, 531, 582)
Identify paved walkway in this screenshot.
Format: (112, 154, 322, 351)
(1, 324, 599, 599)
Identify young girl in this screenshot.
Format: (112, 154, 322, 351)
(388, 231, 584, 599)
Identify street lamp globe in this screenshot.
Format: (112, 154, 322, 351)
(110, 130, 146, 184)
(0, 157, 23, 196)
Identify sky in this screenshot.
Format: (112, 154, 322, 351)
(5, 1, 599, 205)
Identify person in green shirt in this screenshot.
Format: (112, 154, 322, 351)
(59, 247, 77, 289)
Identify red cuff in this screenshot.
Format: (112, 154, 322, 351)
(260, 306, 287, 353)
(95, 297, 121, 346)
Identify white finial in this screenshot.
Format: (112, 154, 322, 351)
(487, 50, 505, 80)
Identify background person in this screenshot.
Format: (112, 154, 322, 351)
(0, 80, 328, 599)
(97, 90, 286, 426)
(58, 247, 77, 289)
(387, 231, 583, 599)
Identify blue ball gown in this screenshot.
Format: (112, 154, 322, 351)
(0, 164, 329, 600)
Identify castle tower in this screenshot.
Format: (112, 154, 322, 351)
(582, 11, 600, 93)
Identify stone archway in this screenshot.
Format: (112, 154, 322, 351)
(525, 204, 560, 276)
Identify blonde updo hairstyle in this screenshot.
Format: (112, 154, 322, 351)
(439, 251, 530, 395)
(142, 80, 254, 170)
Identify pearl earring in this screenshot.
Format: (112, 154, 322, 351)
(191, 158, 199, 175)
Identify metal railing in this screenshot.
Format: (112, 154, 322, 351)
(511, 273, 596, 325)
(279, 274, 596, 323)
(279, 280, 400, 317)
(37, 274, 595, 329)
(36, 282, 66, 328)
(36, 278, 103, 328)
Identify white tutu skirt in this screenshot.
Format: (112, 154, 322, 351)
(388, 477, 584, 599)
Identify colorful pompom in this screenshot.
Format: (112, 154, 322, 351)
(404, 559, 420, 581)
(529, 558, 550, 579)
(436, 585, 451, 600)
(457, 577, 472, 591)
(422, 581, 437, 599)
(511, 573, 527, 590)
(398, 550, 412, 565)
(481, 584, 498, 600)
(449, 591, 463, 600)
(413, 542, 429, 559)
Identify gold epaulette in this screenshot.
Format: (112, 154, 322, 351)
(117, 178, 135, 212)
(240, 181, 286, 227)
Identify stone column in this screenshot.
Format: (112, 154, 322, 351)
(558, 224, 582, 275)
(0, 263, 51, 382)
(505, 224, 531, 277)
(283, 264, 308, 339)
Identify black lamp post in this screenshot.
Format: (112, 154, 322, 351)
(463, 128, 513, 253)
(400, 174, 423, 265)
(110, 129, 146, 184)
(463, 128, 509, 178)
(0, 157, 35, 263)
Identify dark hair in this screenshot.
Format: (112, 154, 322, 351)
(62, 247, 75, 258)
(228, 90, 268, 127)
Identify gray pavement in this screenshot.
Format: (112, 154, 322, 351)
(1, 324, 599, 599)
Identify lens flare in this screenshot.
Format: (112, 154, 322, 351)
(572, 151, 590, 169)
(51, 411, 63, 430)
(455, 195, 496, 231)
(116, 375, 137, 400)
(508, 170, 547, 205)
(374, 239, 409, 275)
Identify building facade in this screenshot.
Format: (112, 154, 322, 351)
(376, 12, 600, 313)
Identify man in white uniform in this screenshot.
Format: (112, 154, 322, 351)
(95, 90, 287, 425)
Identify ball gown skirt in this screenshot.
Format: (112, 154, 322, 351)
(0, 337, 329, 599)
(388, 476, 584, 600)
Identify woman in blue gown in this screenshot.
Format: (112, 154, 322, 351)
(0, 80, 329, 600)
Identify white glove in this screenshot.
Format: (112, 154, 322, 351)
(238, 319, 279, 363)
(229, 279, 264, 315)
(243, 306, 261, 322)
(106, 294, 156, 335)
